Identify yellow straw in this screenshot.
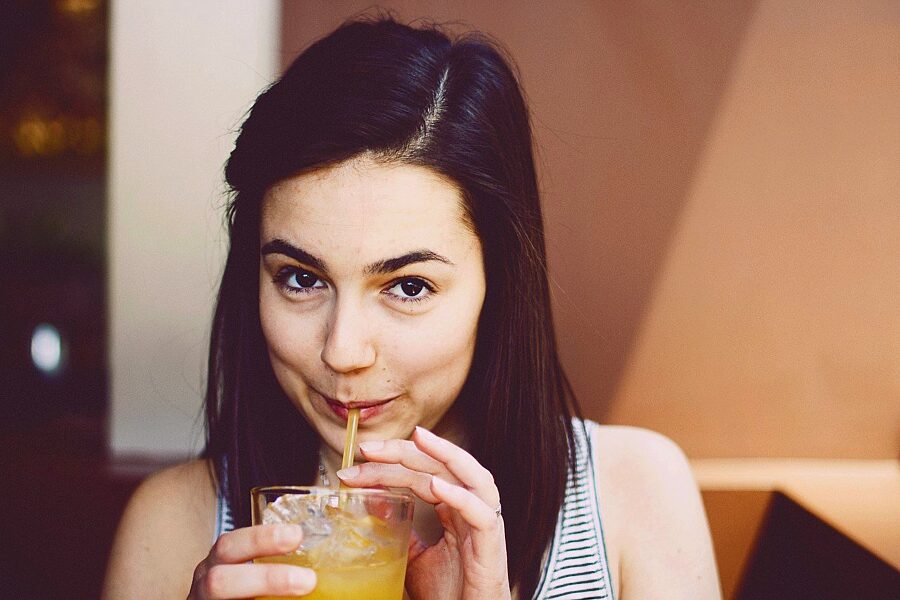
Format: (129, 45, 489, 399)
(339, 408, 360, 490)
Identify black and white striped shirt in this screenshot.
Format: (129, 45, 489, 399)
(533, 419, 615, 599)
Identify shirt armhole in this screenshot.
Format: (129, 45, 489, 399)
(584, 419, 617, 600)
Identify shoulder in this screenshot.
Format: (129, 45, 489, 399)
(588, 423, 722, 599)
(589, 425, 703, 533)
(102, 459, 217, 599)
(589, 423, 694, 491)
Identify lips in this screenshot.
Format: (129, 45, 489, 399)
(321, 394, 395, 422)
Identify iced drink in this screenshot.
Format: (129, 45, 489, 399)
(251, 487, 414, 600)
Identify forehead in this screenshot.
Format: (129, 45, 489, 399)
(261, 159, 477, 260)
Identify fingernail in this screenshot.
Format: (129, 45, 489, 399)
(359, 440, 383, 453)
(415, 426, 441, 442)
(431, 475, 450, 492)
(276, 524, 303, 545)
(290, 568, 316, 594)
(336, 465, 360, 479)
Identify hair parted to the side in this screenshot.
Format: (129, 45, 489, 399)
(203, 15, 581, 598)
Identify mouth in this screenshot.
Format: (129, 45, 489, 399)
(321, 394, 396, 422)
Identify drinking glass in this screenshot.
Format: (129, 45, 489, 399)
(251, 486, 414, 600)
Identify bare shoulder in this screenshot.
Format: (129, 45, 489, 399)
(102, 459, 217, 600)
(590, 424, 722, 599)
(592, 425, 694, 488)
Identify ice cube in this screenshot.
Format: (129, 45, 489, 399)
(306, 510, 379, 567)
(261, 493, 394, 568)
(262, 494, 332, 551)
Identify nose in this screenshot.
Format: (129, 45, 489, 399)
(320, 294, 377, 374)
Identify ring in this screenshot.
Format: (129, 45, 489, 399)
(494, 503, 502, 518)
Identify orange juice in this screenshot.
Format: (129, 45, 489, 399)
(256, 552, 407, 600)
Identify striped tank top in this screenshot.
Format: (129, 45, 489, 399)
(214, 418, 615, 599)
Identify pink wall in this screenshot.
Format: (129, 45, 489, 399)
(281, 1, 900, 459)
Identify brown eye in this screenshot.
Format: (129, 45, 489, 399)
(275, 267, 326, 294)
(383, 277, 436, 302)
(385, 277, 435, 304)
(400, 280, 424, 297)
(290, 270, 319, 288)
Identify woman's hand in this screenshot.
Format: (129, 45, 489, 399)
(187, 524, 316, 599)
(337, 426, 511, 600)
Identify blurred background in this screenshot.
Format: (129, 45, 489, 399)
(0, 1, 897, 598)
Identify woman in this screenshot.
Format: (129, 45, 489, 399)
(104, 16, 720, 599)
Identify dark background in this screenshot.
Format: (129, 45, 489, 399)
(0, 2, 121, 597)
(0, 0, 106, 435)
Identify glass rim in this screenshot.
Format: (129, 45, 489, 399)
(250, 485, 414, 503)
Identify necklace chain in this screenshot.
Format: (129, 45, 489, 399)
(318, 454, 331, 487)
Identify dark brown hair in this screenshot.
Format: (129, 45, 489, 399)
(204, 15, 580, 597)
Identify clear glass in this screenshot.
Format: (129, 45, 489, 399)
(251, 486, 414, 600)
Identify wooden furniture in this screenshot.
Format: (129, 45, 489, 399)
(696, 459, 900, 598)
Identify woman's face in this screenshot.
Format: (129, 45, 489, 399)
(259, 157, 486, 459)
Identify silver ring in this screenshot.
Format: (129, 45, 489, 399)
(494, 503, 502, 518)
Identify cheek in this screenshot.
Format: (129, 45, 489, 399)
(258, 290, 322, 382)
(259, 290, 288, 359)
(393, 273, 485, 394)
(390, 303, 480, 395)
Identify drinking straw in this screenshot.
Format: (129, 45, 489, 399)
(339, 408, 360, 491)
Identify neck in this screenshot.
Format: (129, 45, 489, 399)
(431, 402, 470, 450)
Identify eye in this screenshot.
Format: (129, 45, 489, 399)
(274, 267, 326, 294)
(385, 277, 435, 303)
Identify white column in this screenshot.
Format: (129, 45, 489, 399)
(108, 1, 280, 457)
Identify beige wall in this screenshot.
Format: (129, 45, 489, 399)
(609, 0, 900, 458)
(282, 1, 899, 459)
(108, 0, 280, 456)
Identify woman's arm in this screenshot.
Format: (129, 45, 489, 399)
(594, 426, 722, 599)
(102, 461, 216, 599)
(103, 460, 316, 599)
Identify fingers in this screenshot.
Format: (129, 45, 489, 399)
(337, 462, 442, 503)
(198, 563, 315, 599)
(341, 437, 463, 499)
(192, 525, 315, 599)
(349, 428, 500, 508)
(342, 428, 504, 555)
(430, 476, 499, 532)
(359, 438, 447, 476)
(209, 524, 303, 564)
(413, 427, 500, 507)
(431, 476, 507, 565)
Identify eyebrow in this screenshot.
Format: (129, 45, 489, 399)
(260, 238, 453, 275)
(260, 239, 326, 271)
(365, 250, 453, 275)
